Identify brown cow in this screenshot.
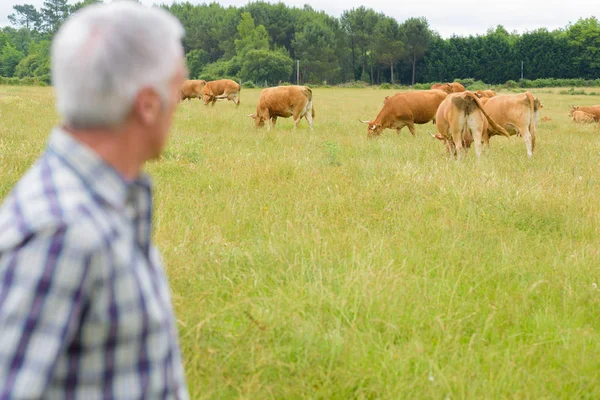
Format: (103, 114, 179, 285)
(431, 83, 453, 94)
(202, 79, 241, 106)
(431, 92, 510, 158)
(475, 90, 497, 98)
(482, 92, 539, 157)
(450, 82, 466, 93)
(360, 90, 448, 137)
(570, 110, 596, 123)
(570, 105, 600, 121)
(248, 85, 315, 131)
(180, 79, 206, 102)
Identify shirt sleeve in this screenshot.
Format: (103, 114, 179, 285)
(0, 224, 99, 398)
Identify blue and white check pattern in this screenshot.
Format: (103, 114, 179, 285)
(0, 128, 189, 399)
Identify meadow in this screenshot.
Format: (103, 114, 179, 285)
(1, 86, 600, 398)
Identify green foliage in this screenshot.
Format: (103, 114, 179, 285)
(185, 49, 210, 79)
(0, 43, 25, 77)
(3, 0, 600, 85)
(239, 49, 293, 85)
(379, 83, 392, 89)
(242, 80, 255, 88)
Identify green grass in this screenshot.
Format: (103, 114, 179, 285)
(2, 86, 600, 398)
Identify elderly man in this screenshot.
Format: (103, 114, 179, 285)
(0, 2, 189, 399)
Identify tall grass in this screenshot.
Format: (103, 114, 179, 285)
(1, 86, 600, 398)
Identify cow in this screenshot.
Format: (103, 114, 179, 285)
(431, 83, 453, 93)
(180, 79, 206, 102)
(570, 110, 596, 123)
(431, 91, 510, 158)
(476, 90, 497, 98)
(450, 82, 466, 93)
(570, 105, 600, 121)
(248, 85, 315, 131)
(202, 79, 241, 106)
(359, 90, 448, 137)
(482, 92, 539, 157)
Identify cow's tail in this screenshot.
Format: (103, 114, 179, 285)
(524, 91, 536, 151)
(465, 91, 510, 138)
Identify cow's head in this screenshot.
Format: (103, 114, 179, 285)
(359, 120, 383, 137)
(569, 105, 578, 117)
(247, 113, 264, 128)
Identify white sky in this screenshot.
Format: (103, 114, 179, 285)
(0, 0, 598, 38)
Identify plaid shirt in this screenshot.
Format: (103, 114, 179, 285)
(0, 128, 189, 399)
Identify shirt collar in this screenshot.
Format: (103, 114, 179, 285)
(47, 127, 152, 211)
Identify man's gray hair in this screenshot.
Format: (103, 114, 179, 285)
(51, 2, 185, 130)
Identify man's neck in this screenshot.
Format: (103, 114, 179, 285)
(63, 125, 145, 181)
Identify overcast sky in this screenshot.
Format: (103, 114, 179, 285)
(0, 0, 598, 38)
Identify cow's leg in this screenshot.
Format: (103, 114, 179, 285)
(271, 117, 277, 128)
(305, 112, 314, 131)
(450, 117, 464, 159)
(468, 114, 484, 158)
(234, 92, 240, 106)
(522, 128, 533, 158)
(406, 122, 416, 137)
(211, 97, 216, 107)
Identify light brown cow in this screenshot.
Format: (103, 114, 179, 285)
(570, 105, 600, 121)
(180, 79, 207, 102)
(570, 110, 596, 123)
(202, 79, 241, 106)
(482, 92, 539, 157)
(431, 92, 510, 158)
(248, 85, 315, 131)
(450, 82, 466, 93)
(476, 90, 497, 98)
(360, 90, 448, 137)
(431, 83, 453, 94)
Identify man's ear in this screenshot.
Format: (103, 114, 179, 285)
(133, 87, 161, 126)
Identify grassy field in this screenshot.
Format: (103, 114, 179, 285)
(1, 86, 600, 398)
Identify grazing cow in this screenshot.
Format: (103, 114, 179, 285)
(431, 92, 510, 158)
(360, 90, 448, 137)
(202, 79, 241, 106)
(476, 90, 497, 98)
(248, 85, 315, 131)
(450, 82, 466, 93)
(570, 110, 596, 123)
(431, 83, 453, 93)
(570, 105, 600, 121)
(180, 79, 206, 102)
(482, 92, 539, 157)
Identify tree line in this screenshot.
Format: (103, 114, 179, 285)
(1, 0, 599, 86)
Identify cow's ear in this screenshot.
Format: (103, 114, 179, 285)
(434, 133, 445, 141)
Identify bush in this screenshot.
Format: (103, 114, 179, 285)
(464, 80, 487, 91)
(379, 83, 392, 89)
(412, 83, 431, 90)
(243, 81, 255, 88)
(337, 80, 370, 88)
(455, 78, 475, 87)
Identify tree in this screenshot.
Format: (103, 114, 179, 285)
(292, 18, 340, 83)
(401, 17, 433, 85)
(239, 49, 293, 84)
(374, 17, 404, 84)
(186, 49, 210, 79)
(0, 43, 25, 77)
(70, 0, 103, 14)
(8, 4, 41, 30)
(40, 0, 71, 35)
(341, 7, 379, 82)
(235, 12, 269, 57)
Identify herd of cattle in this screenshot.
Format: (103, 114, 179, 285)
(180, 78, 600, 158)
